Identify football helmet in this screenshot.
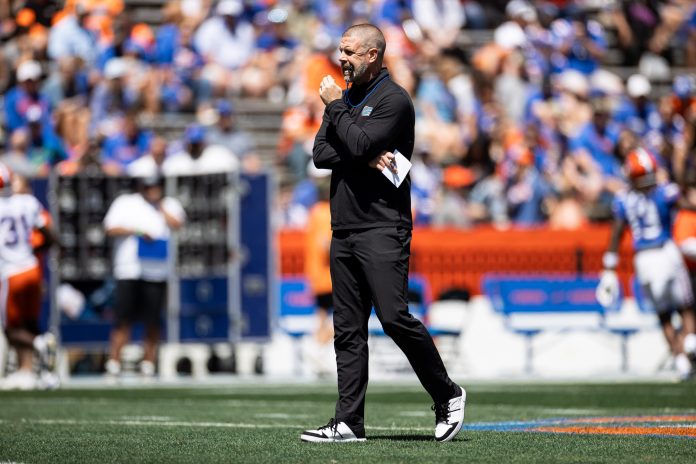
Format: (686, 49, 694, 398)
(624, 147, 657, 189)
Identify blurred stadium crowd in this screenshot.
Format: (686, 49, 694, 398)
(1, 0, 696, 229)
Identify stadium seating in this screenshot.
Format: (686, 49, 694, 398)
(139, 99, 284, 168)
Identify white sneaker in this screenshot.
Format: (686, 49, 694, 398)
(34, 332, 57, 371)
(433, 385, 466, 442)
(2, 370, 37, 390)
(38, 371, 61, 390)
(301, 419, 366, 443)
(685, 334, 696, 365)
(105, 359, 121, 376)
(140, 360, 156, 378)
(675, 353, 694, 381)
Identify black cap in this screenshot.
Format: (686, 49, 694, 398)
(139, 173, 164, 188)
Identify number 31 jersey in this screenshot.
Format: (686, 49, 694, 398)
(0, 193, 46, 278)
(612, 183, 679, 251)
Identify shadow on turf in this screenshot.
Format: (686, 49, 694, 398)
(369, 435, 471, 443)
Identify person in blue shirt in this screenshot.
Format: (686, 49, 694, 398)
(155, 16, 206, 105)
(41, 57, 90, 109)
(613, 74, 661, 136)
(551, 13, 606, 75)
(505, 146, 554, 226)
(256, 8, 299, 54)
(4, 61, 52, 133)
(101, 111, 152, 175)
(597, 147, 696, 380)
(23, 105, 68, 175)
(569, 98, 623, 179)
(89, 58, 140, 136)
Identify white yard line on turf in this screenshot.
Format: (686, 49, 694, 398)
(254, 413, 310, 419)
(10, 418, 432, 432)
(399, 411, 430, 417)
(536, 408, 604, 415)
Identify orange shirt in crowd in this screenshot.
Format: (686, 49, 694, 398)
(673, 208, 696, 271)
(303, 53, 344, 96)
(305, 201, 332, 296)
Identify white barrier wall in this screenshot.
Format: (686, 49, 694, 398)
(263, 296, 673, 380)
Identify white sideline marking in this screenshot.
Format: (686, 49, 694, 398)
(538, 408, 602, 415)
(399, 411, 429, 417)
(254, 413, 309, 419)
(24, 419, 309, 429)
(120, 416, 175, 422)
(10, 418, 432, 432)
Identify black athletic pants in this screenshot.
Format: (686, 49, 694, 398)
(330, 226, 457, 432)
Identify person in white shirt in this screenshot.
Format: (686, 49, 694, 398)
(0, 163, 58, 390)
(127, 136, 168, 178)
(194, 0, 255, 71)
(163, 124, 239, 176)
(103, 174, 186, 377)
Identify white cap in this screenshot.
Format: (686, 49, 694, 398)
(17, 60, 42, 82)
(627, 74, 651, 98)
(104, 58, 127, 80)
(557, 69, 589, 97)
(216, 0, 242, 16)
(494, 21, 527, 49)
(638, 53, 670, 82)
(590, 69, 623, 96)
(506, 0, 537, 22)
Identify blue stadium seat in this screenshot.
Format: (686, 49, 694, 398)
(278, 278, 317, 338)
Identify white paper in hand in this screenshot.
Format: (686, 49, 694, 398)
(381, 149, 412, 188)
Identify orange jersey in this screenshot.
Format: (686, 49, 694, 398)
(305, 201, 332, 295)
(673, 208, 696, 271)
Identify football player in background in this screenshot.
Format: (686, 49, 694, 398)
(672, 168, 696, 374)
(0, 162, 58, 389)
(597, 148, 696, 379)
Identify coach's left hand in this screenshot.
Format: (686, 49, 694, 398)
(369, 151, 397, 174)
(319, 75, 343, 105)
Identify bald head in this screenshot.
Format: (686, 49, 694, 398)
(343, 24, 386, 63)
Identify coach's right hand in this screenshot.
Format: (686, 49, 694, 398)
(319, 75, 343, 105)
(369, 151, 397, 174)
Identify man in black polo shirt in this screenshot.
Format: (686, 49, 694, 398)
(300, 23, 465, 444)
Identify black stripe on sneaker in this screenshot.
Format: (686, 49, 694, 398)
(436, 424, 458, 442)
(302, 431, 330, 439)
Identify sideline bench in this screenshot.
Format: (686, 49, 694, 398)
(482, 274, 642, 373)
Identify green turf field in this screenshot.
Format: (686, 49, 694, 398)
(1, 381, 695, 463)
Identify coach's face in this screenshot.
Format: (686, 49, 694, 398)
(338, 34, 376, 85)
